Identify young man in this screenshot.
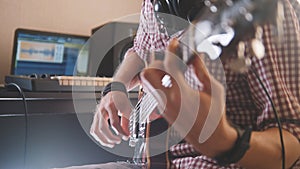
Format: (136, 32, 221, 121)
(59, 0, 300, 168)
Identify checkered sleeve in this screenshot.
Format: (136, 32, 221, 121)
(246, 0, 300, 140)
(130, 0, 169, 62)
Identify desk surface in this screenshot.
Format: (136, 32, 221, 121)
(0, 87, 138, 115)
(0, 86, 137, 169)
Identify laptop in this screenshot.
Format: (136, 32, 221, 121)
(4, 28, 104, 91)
(5, 26, 137, 91)
(10, 28, 90, 76)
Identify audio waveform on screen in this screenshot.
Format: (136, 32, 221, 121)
(17, 40, 64, 63)
(20, 48, 55, 57)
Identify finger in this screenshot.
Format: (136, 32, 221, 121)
(90, 109, 121, 148)
(91, 109, 120, 147)
(90, 109, 113, 147)
(167, 38, 180, 53)
(90, 105, 107, 137)
(106, 103, 128, 137)
(189, 54, 212, 94)
(120, 116, 130, 140)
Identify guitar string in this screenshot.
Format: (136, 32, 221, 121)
(129, 93, 158, 136)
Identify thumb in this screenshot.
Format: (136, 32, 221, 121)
(164, 38, 187, 74)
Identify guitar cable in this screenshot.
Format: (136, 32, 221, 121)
(249, 67, 285, 169)
(5, 83, 28, 169)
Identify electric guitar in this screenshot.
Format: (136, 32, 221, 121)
(128, 0, 282, 168)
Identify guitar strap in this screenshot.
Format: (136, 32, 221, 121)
(146, 117, 171, 169)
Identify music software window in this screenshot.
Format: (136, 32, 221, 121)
(11, 29, 89, 76)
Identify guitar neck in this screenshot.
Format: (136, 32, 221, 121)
(177, 0, 279, 63)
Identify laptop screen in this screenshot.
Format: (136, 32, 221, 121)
(11, 28, 89, 76)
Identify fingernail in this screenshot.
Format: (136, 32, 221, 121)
(122, 135, 129, 141)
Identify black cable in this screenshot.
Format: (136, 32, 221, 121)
(250, 67, 285, 169)
(5, 83, 28, 169)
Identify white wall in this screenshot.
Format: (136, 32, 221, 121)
(0, 0, 141, 83)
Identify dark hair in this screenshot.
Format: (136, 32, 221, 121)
(153, 0, 205, 22)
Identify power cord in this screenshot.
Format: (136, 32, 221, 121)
(250, 67, 285, 169)
(5, 83, 28, 169)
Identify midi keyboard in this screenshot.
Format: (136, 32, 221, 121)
(5, 75, 113, 92)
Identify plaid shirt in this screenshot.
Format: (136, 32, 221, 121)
(129, 0, 300, 168)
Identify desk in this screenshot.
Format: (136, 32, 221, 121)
(0, 87, 138, 169)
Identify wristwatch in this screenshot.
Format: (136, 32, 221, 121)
(215, 124, 252, 166)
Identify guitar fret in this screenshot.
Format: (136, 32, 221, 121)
(140, 93, 158, 123)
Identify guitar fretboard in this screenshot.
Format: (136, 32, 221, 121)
(129, 92, 158, 147)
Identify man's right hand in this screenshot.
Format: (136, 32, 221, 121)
(90, 91, 132, 148)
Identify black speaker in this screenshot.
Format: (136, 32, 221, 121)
(88, 22, 138, 77)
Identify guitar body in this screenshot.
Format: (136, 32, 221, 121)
(146, 117, 170, 169)
(129, 89, 171, 168)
